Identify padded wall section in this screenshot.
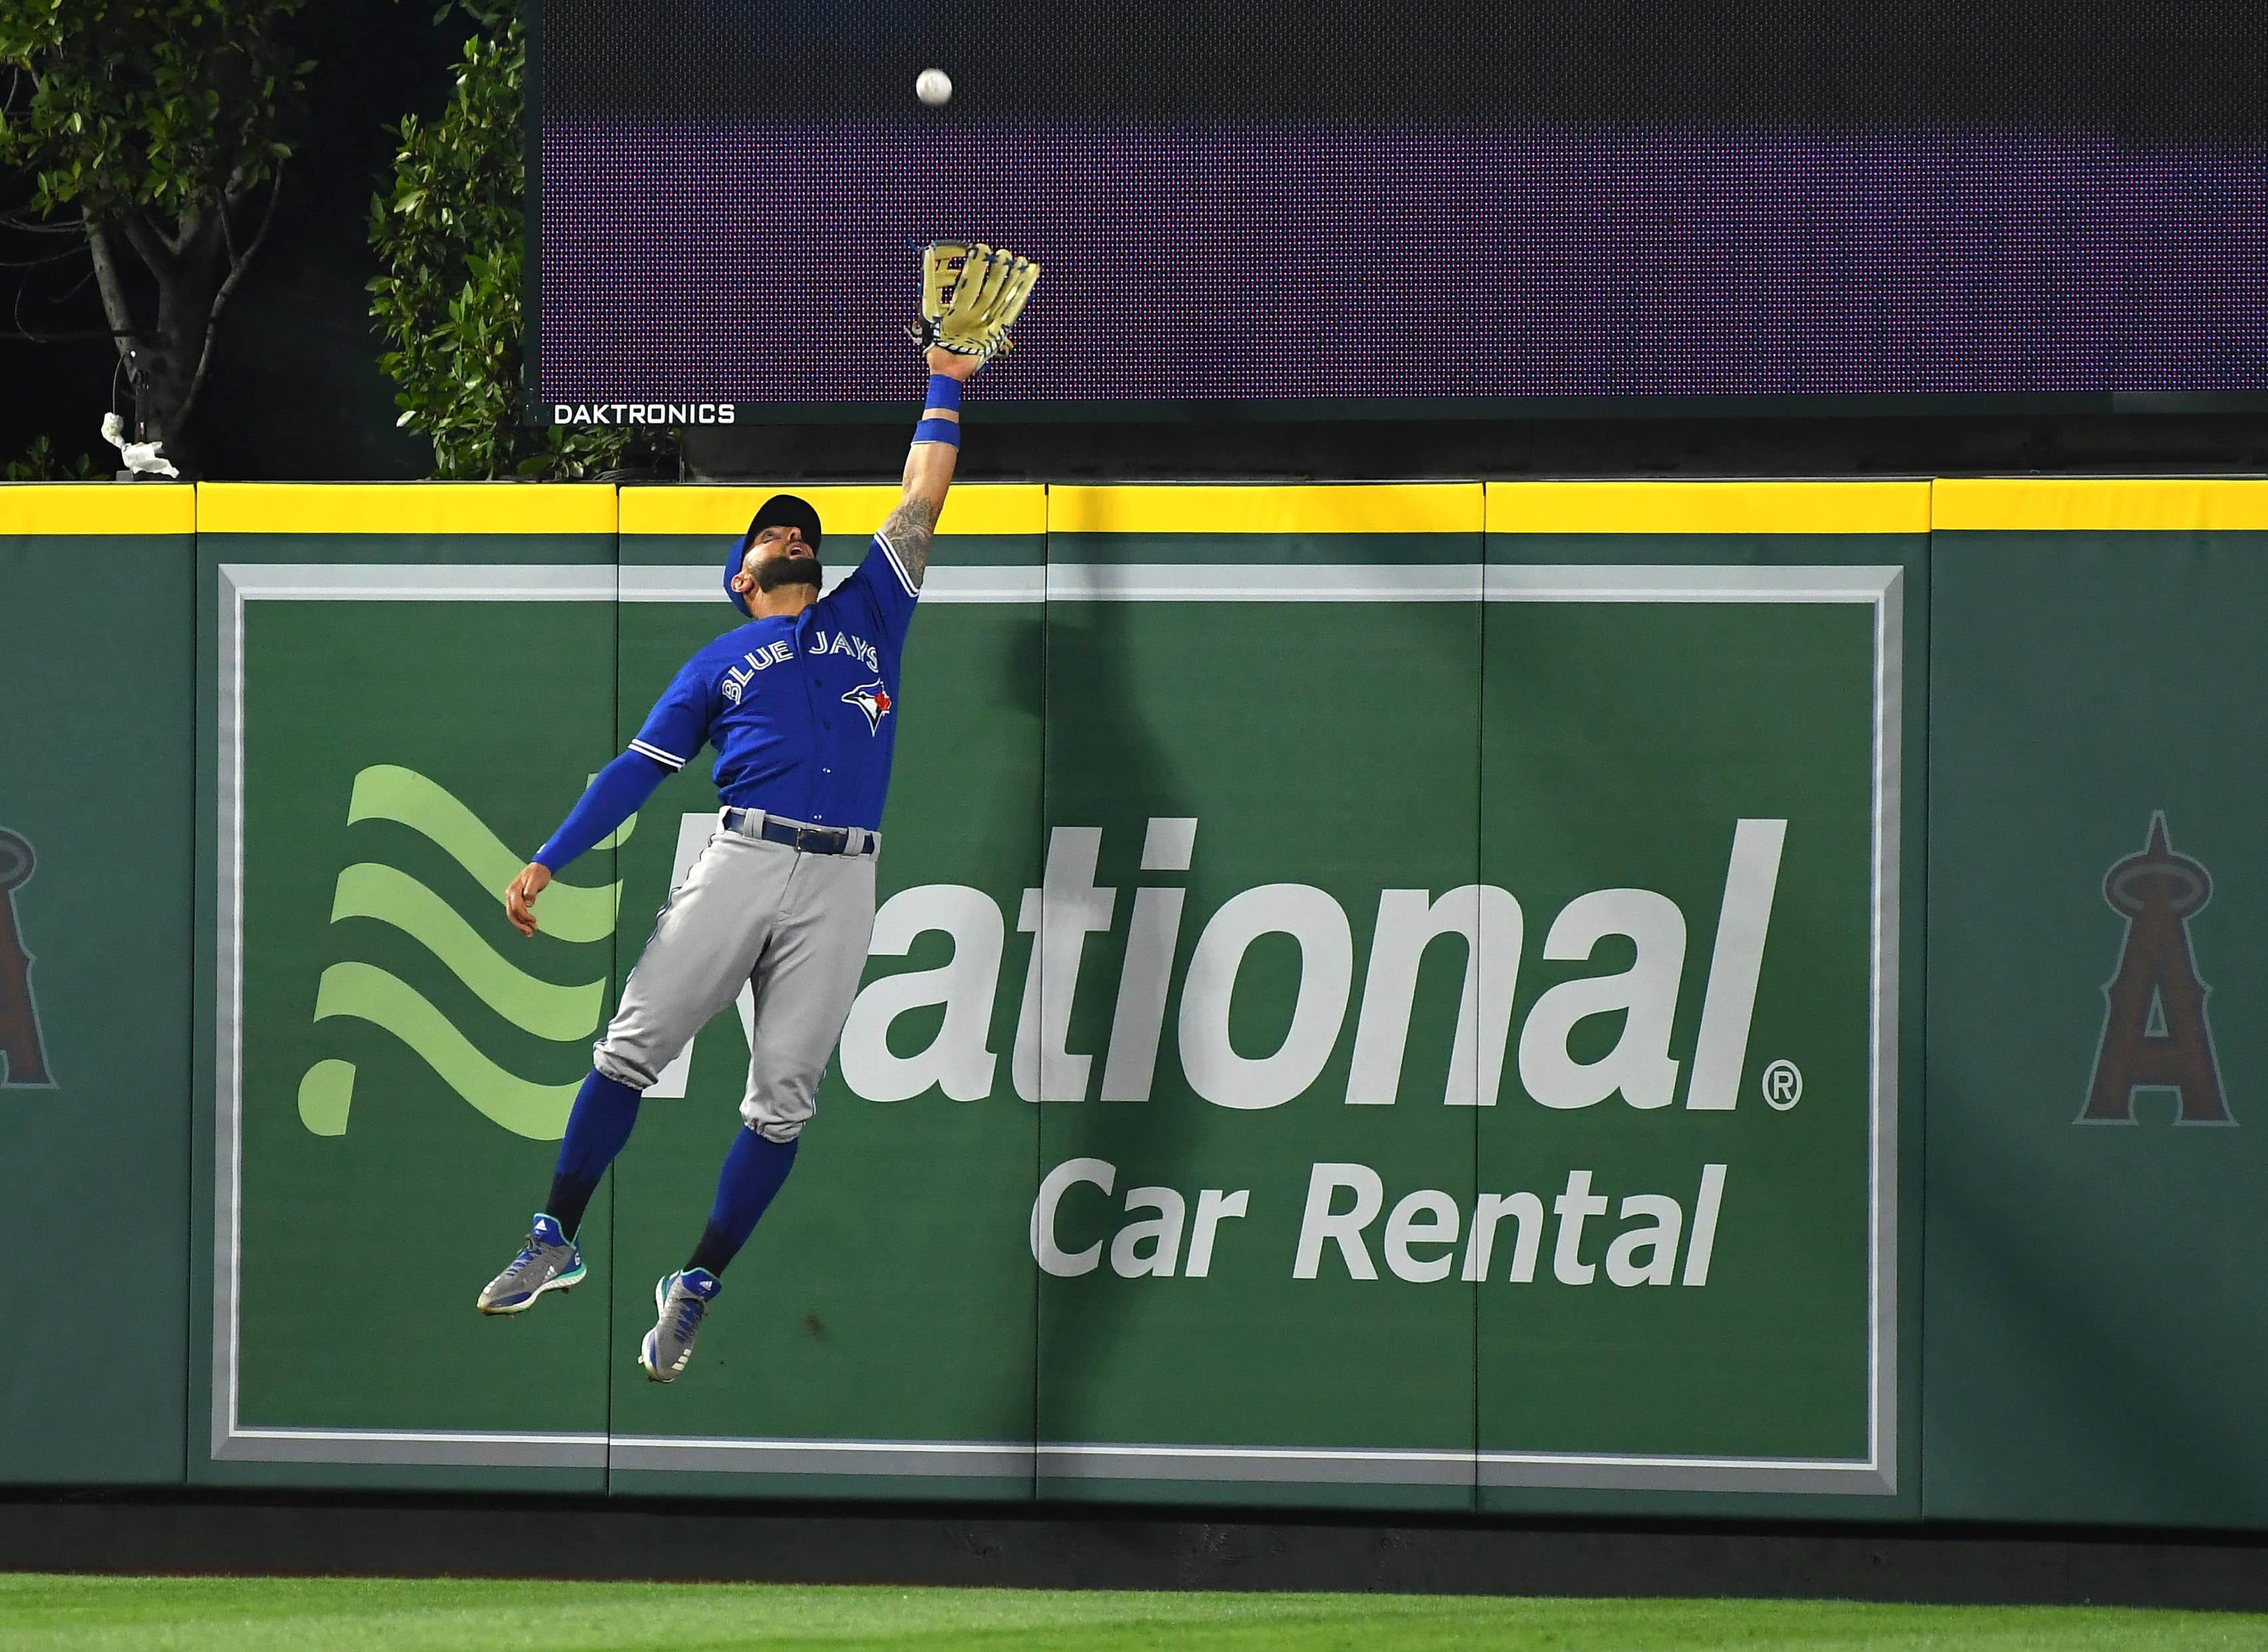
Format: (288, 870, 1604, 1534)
(194, 484, 619, 1491)
(1477, 483, 1926, 1518)
(1924, 480, 2268, 1528)
(0, 484, 196, 1484)
(1036, 485, 1485, 1510)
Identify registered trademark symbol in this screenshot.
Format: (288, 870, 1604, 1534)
(1762, 1059, 1803, 1110)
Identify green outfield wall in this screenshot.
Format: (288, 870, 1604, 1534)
(1922, 480, 2268, 1531)
(0, 476, 2256, 1529)
(0, 485, 196, 1485)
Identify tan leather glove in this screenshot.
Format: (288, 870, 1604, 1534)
(911, 241, 1040, 359)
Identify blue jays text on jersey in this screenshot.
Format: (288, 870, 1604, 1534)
(625, 534, 920, 832)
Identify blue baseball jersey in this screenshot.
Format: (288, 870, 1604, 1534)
(625, 534, 921, 831)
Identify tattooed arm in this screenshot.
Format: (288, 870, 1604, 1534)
(883, 344, 984, 588)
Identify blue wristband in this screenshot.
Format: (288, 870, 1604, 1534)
(924, 373, 962, 415)
(913, 417, 961, 448)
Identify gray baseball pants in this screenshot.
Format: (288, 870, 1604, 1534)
(592, 815, 878, 1141)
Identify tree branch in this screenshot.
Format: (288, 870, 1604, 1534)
(218, 182, 244, 271)
(0, 326, 141, 343)
(167, 205, 202, 262)
(0, 246, 87, 270)
(83, 215, 144, 372)
(174, 169, 284, 434)
(117, 209, 177, 281)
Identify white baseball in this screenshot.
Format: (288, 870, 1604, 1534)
(916, 67, 952, 106)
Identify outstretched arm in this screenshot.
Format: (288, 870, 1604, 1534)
(504, 749, 671, 937)
(879, 344, 984, 588)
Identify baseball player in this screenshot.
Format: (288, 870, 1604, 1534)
(476, 245, 1038, 1382)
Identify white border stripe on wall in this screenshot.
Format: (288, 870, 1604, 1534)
(213, 568, 246, 1464)
(221, 564, 619, 601)
(226, 1427, 609, 1468)
(1484, 564, 1902, 603)
(1049, 564, 1481, 602)
(1870, 572, 1904, 1492)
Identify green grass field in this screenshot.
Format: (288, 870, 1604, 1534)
(2, 1578, 2267, 1651)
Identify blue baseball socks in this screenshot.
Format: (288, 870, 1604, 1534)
(685, 1125, 799, 1278)
(543, 1068, 642, 1238)
(541, 1072, 797, 1281)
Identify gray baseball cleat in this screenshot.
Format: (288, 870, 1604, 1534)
(639, 1268, 721, 1382)
(477, 1213, 586, 1314)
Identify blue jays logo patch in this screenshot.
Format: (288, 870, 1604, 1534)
(843, 679, 893, 733)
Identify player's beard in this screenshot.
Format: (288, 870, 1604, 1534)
(756, 554, 823, 592)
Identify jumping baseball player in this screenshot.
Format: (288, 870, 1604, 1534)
(476, 245, 1038, 1382)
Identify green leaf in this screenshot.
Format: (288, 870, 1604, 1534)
(365, 7, 663, 480)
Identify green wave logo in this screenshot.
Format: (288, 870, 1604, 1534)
(295, 764, 633, 1141)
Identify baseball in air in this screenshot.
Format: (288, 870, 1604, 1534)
(916, 68, 952, 106)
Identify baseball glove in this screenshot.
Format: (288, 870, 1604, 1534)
(910, 242, 1040, 358)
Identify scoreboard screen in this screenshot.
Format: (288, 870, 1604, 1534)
(532, 0, 2268, 419)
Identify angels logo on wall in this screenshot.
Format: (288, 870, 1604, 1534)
(0, 830, 55, 1088)
(2080, 813, 2227, 1126)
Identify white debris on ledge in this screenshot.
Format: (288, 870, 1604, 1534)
(101, 411, 181, 479)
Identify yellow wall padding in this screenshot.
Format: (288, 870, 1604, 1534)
(1487, 481, 1931, 536)
(196, 483, 617, 536)
(0, 484, 196, 536)
(1050, 484, 1483, 536)
(1934, 478, 2268, 532)
(619, 484, 1045, 539)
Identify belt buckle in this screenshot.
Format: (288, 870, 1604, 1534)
(796, 824, 833, 853)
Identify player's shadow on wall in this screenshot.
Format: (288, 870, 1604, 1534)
(1029, 592, 1207, 1457)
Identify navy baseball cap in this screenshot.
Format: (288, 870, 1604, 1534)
(725, 494, 825, 616)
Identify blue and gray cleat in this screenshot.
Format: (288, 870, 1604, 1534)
(639, 1268, 721, 1382)
(476, 1214, 586, 1314)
